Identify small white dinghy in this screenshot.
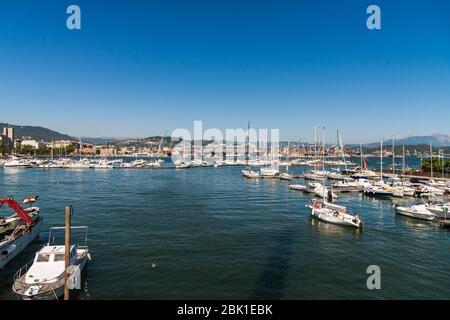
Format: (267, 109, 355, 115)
(241, 169, 260, 178)
(289, 184, 307, 191)
(279, 173, 293, 180)
(307, 199, 362, 228)
(12, 226, 91, 300)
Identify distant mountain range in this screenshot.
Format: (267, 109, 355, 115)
(366, 134, 450, 147)
(0, 123, 73, 142)
(2, 123, 449, 148)
(0, 123, 121, 144)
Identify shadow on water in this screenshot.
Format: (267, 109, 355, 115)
(250, 226, 296, 300)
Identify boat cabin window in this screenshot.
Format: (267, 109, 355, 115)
(54, 253, 65, 262)
(36, 253, 50, 262)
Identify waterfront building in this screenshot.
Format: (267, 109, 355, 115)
(21, 139, 46, 150)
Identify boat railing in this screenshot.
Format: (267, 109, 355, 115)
(13, 261, 66, 295)
(13, 259, 34, 285)
(47, 226, 89, 248)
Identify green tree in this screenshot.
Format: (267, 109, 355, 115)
(65, 144, 75, 154)
(421, 158, 450, 173)
(18, 145, 35, 155)
(35, 146, 50, 156)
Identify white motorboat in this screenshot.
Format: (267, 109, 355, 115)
(385, 178, 415, 196)
(363, 185, 393, 199)
(303, 172, 324, 181)
(174, 161, 190, 169)
(420, 193, 450, 219)
(0, 196, 43, 270)
(381, 183, 404, 197)
(260, 167, 279, 178)
(66, 159, 92, 169)
(327, 171, 348, 180)
(241, 169, 260, 178)
(426, 179, 447, 189)
(307, 199, 362, 228)
(279, 172, 293, 180)
(355, 178, 372, 189)
(3, 158, 32, 168)
(394, 203, 434, 221)
(289, 184, 307, 191)
(12, 226, 91, 300)
(331, 179, 361, 192)
(417, 185, 445, 196)
(351, 170, 378, 180)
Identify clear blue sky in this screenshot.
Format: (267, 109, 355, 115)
(1, 0, 449, 143)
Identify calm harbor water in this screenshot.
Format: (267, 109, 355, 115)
(0, 158, 449, 299)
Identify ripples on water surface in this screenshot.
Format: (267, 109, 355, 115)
(0, 164, 449, 299)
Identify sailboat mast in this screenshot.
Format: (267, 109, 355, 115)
(322, 127, 325, 173)
(392, 136, 395, 175)
(380, 139, 383, 180)
(430, 140, 433, 179)
(336, 129, 340, 154)
(314, 126, 317, 171)
(246, 121, 250, 165)
(322, 127, 326, 184)
(402, 145, 405, 174)
(360, 143, 363, 169)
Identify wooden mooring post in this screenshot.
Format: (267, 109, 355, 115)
(64, 205, 72, 300)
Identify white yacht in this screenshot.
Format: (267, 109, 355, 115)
(331, 178, 361, 192)
(394, 203, 434, 221)
(418, 185, 445, 196)
(12, 226, 91, 300)
(385, 178, 415, 197)
(260, 167, 279, 178)
(307, 199, 362, 228)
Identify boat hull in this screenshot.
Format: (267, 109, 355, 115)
(363, 190, 393, 199)
(395, 207, 434, 221)
(0, 217, 43, 270)
(311, 208, 361, 228)
(13, 253, 89, 300)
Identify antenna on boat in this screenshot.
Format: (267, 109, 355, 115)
(380, 138, 383, 181)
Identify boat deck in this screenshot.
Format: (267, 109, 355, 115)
(13, 274, 64, 297)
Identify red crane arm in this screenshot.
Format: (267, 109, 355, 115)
(0, 197, 34, 226)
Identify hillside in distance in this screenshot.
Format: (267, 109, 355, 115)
(366, 134, 450, 147)
(0, 123, 73, 142)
